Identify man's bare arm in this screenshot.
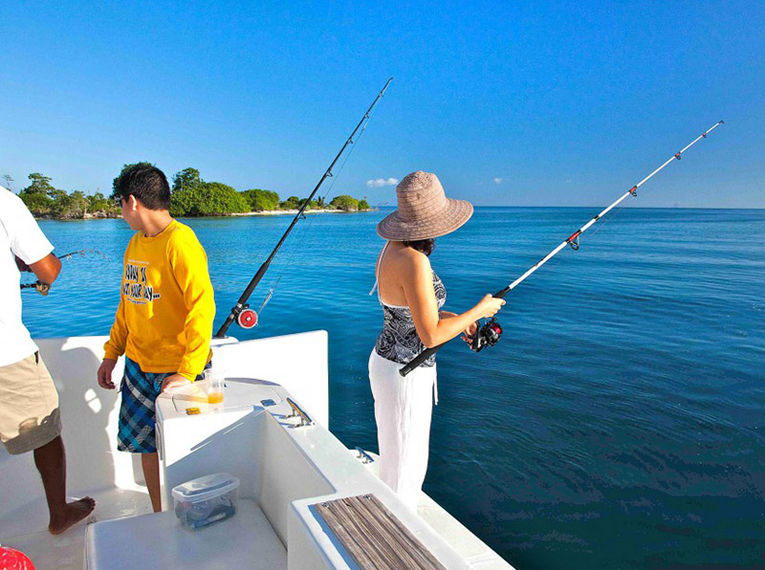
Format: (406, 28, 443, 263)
(28, 253, 62, 284)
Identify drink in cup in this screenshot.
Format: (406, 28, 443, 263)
(204, 370, 224, 404)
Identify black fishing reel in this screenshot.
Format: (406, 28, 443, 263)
(470, 318, 503, 352)
(20, 281, 51, 296)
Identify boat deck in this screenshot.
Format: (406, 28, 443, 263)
(0, 333, 513, 569)
(0, 488, 150, 570)
(86, 499, 286, 570)
(0, 482, 509, 569)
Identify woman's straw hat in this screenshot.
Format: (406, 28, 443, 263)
(376, 171, 473, 241)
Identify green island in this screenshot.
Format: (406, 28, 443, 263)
(12, 162, 372, 219)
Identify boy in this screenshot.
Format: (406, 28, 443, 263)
(96, 165, 215, 512)
(0, 185, 95, 534)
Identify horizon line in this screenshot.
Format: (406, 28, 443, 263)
(374, 205, 765, 211)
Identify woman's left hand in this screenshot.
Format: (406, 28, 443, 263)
(461, 321, 478, 344)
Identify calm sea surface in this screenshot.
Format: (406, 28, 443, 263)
(24, 208, 765, 569)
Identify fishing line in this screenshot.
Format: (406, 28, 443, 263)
(250, 94, 381, 325)
(215, 77, 394, 337)
(399, 120, 725, 376)
(20, 249, 107, 295)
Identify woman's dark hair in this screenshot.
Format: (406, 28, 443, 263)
(115, 164, 171, 210)
(403, 238, 435, 256)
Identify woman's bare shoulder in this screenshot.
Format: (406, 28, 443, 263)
(388, 244, 427, 263)
(388, 246, 430, 279)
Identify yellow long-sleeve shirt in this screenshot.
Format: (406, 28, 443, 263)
(103, 219, 215, 380)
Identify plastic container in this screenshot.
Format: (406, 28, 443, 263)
(171, 472, 240, 529)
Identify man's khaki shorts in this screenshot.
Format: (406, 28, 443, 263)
(0, 352, 62, 455)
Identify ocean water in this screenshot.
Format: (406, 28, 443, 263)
(23, 207, 765, 569)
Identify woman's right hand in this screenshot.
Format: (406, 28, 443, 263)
(476, 294, 506, 319)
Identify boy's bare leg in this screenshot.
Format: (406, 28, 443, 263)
(141, 452, 162, 512)
(33, 435, 96, 534)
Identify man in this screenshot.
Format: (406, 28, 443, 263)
(0, 185, 95, 534)
(96, 165, 214, 512)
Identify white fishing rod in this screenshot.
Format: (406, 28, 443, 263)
(399, 120, 725, 376)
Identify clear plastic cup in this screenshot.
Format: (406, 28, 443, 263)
(204, 369, 224, 404)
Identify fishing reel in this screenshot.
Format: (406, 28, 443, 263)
(20, 281, 51, 296)
(469, 318, 503, 352)
(236, 305, 259, 329)
(234, 286, 277, 330)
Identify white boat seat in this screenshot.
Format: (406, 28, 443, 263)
(85, 499, 286, 570)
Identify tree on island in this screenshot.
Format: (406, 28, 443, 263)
(51, 189, 87, 218)
(172, 181, 249, 216)
(330, 195, 360, 211)
(280, 195, 301, 210)
(88, 192, 112, 212)
(18, 172, 120, 218)
(19, 173, 56, 214)
(15, 163, 373, 219)
(166, 166, 248, 216)
(172, 168, 202, 194)
(299, 197, 319, 210)
(241, 188, 279, 211)
(112, 163, 248, 217)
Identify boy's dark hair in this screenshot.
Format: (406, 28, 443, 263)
(115, 164, 171, 210)
(403, 238, 435, 256)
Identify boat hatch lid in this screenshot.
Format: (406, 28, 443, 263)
(314, 494, 447, 570)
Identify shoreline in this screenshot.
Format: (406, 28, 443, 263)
(35, 208, 374, 221)
(34, 212, 121, 221)
(32, 205, 763, 222)
(229, 208, 371, 216)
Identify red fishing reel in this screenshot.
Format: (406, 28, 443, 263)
(0, 546, 35, 569)
(470, 318, 503, 352)
(236, 306, 258, 329)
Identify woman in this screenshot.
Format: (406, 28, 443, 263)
(369, 171, 505, 511)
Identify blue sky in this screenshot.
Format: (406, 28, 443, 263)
(1, 2, 763, 207)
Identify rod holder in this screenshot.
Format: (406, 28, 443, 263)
(355, 447, 375, 464)
(286, 397, 314, 427)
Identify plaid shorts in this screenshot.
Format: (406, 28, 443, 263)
(117, 357, 207, 453)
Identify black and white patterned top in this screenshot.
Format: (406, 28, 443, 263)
(373, 267, 446, 368)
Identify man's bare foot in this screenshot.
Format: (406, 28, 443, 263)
(48, 497, 96, 535)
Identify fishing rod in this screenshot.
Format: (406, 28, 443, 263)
(20, 249, 103, 295)
(214, 77, 394, 338)
(399, 120, 725, 376)
(19, 281, 52, 295)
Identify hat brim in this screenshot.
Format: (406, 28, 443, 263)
(376, 198, 474, 241)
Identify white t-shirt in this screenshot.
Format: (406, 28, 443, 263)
(0, 187, 54, 367)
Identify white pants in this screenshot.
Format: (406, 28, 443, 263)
(368, 349, 436, 511)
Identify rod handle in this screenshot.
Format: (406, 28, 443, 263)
(494, 287, 511, 299)
(399, 345, 441, 377)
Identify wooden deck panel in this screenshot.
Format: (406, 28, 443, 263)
(314, 494, 447, 570)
